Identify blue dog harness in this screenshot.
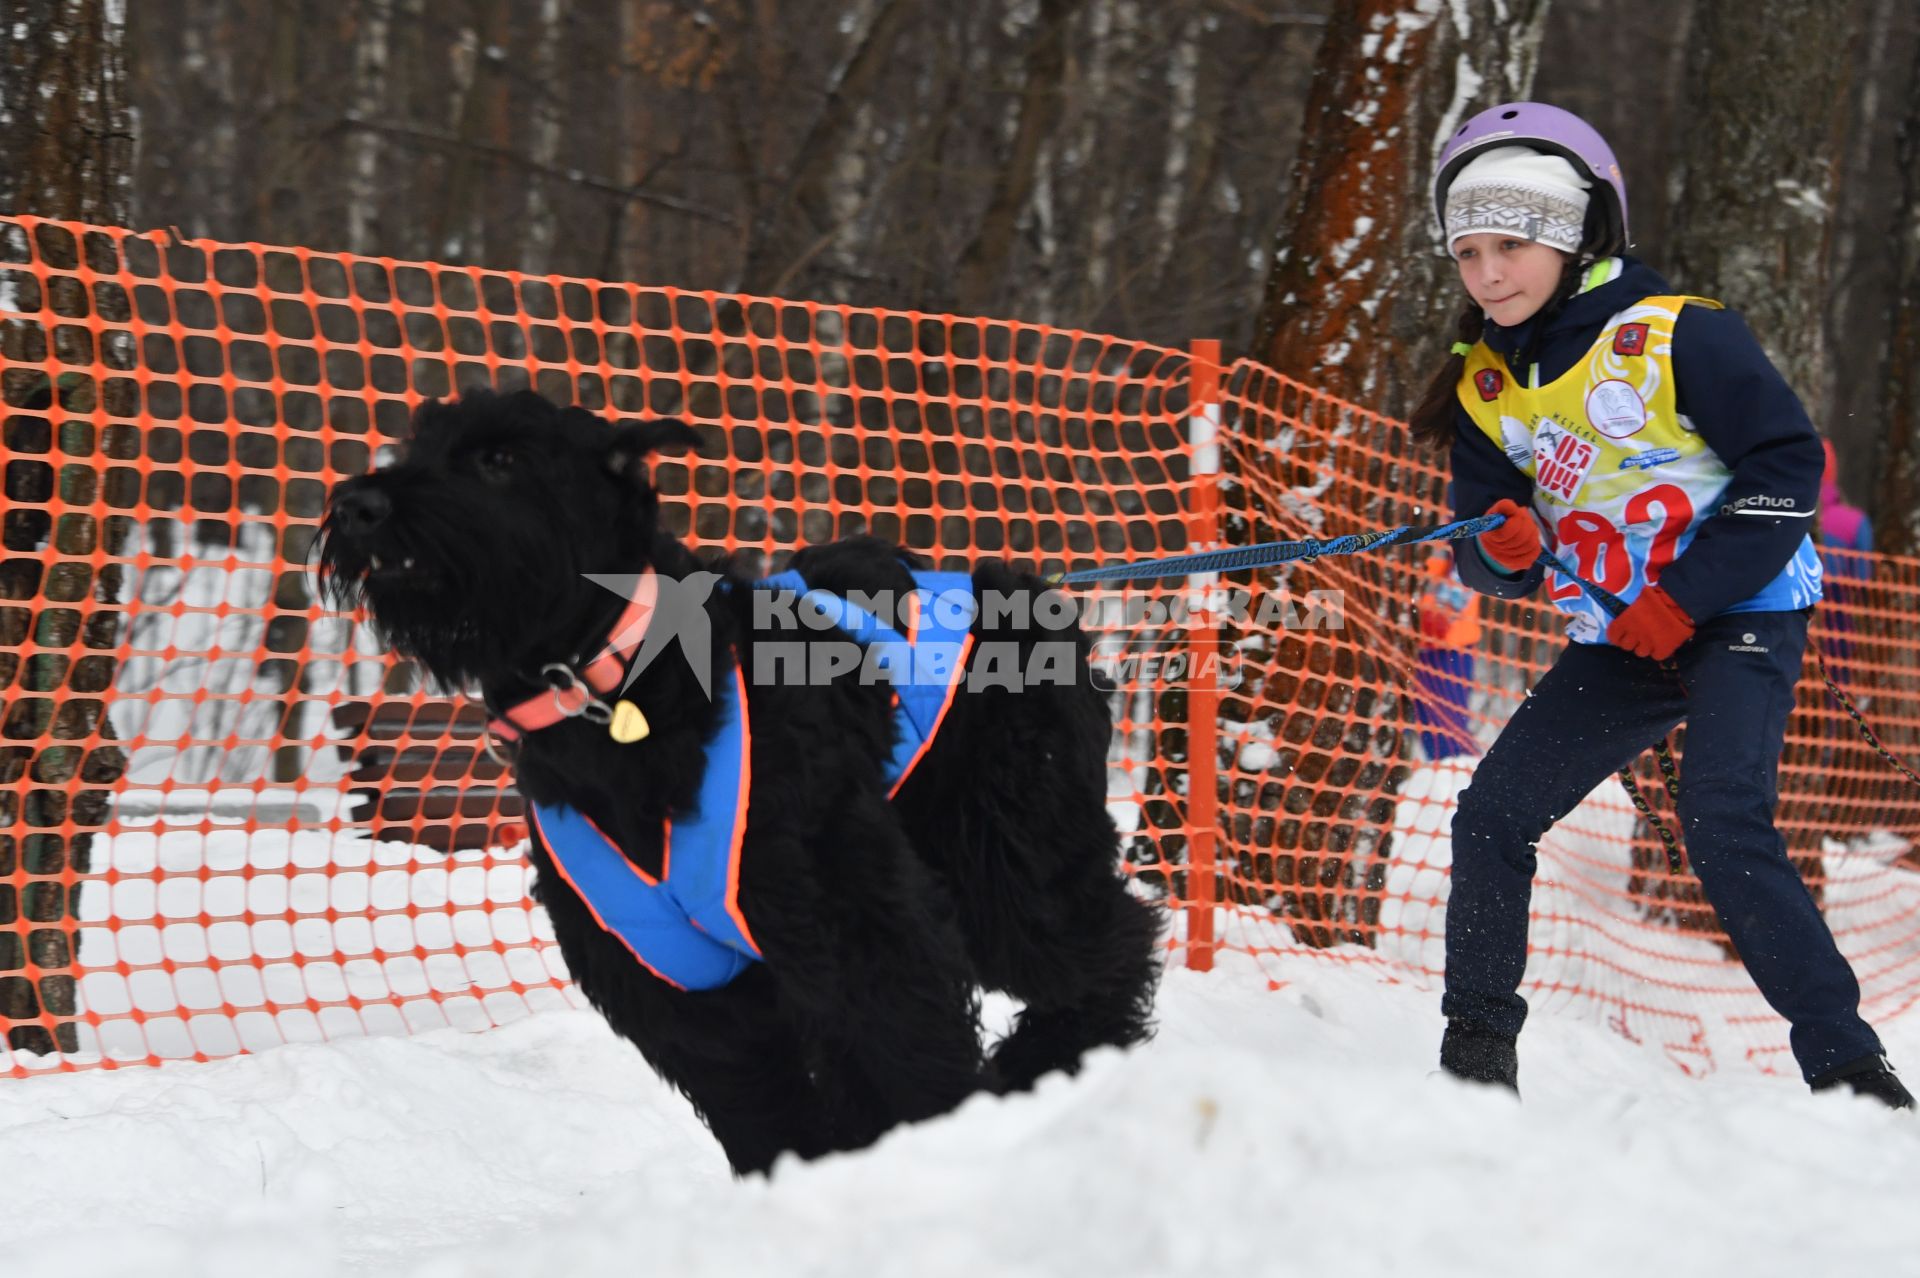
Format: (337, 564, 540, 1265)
(529, 569, 976, 991)
(759, 569, 976, 797)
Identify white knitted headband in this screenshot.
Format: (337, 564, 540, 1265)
(1444, 146, 1593, 254)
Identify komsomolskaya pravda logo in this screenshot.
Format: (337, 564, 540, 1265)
(585, 574, 1344, 696)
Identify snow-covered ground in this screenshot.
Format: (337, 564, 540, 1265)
(7, 948, 1919, 1278)
(11, 756, 1920, 1276)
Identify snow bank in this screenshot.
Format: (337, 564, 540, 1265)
(7, 954, 1919, 1277)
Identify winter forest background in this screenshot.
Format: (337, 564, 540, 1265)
(3, 0, 1918, 547)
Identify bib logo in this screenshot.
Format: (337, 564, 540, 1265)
(1586, 378, 1648, 439)
(1498, 415, 1533, 467)
(1613, 323, 1649, 356)
(1533, 425, 1598, 502)
(1475, 369, 1504, 402)
(1619, 447, 1681, 471)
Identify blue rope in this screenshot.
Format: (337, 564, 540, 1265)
(1050, 514, 1908, 873)
(1046, 514, 1691, 873)
(1048, 513, 1506, 586)
(1533, 548, 1629, 617)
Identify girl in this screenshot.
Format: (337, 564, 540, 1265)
(1411, 101, 1908, 1107)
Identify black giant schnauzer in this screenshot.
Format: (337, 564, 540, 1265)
(318, 389, 1162, 1175)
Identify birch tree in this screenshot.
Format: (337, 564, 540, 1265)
(345, 0, 393, 254)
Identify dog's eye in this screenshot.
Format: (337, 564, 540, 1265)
(475, 446, 515, 483)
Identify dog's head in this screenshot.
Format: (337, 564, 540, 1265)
(316, 388, 700, 687)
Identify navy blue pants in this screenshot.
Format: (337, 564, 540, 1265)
(1443, 608, 1882, 1081)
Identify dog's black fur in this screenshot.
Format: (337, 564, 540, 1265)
(317, 389, 1162, 1174)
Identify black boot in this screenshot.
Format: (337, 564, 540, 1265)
(1810, 1054, 1915, 1111)
(1439, 1021, 1519, 1095)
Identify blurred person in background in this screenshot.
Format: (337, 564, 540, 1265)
(1413, 545, 1481, 763)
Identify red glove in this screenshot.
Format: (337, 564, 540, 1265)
(1607, 585, 1696, 661)
(1478, 499, 1542, 572)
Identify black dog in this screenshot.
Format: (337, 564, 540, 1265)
(318, 389, 1161, 1174)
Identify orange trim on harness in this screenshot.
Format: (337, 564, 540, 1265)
(886, 630, 975, 799)
(718, 664, 759, 953)
(527, 803, 680, 989)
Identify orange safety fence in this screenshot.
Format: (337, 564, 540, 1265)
(4, 216, 1920, 1082)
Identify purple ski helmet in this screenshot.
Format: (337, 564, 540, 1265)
(1432, 102, 1629, 252)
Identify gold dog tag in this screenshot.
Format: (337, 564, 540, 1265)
(608, 700, 651, 743)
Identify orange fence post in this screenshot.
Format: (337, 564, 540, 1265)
(1183, 339, 1222, 971)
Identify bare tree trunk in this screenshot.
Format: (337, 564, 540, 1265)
(432, 0, 508, 262)
(522, 0, 566, 275)
(737, 0, 915, 295)
(1877, 34, 1920, 556)
(1146, 7, 1200, 294)
(894, 3, 976, 306)
(953, 0, 1083, 316)
(1057, 0, 1121, 321)
(1667, 0, 1855, 418)
(255, 0, 308, 239)
(1829, 0, 1895, 368)
(1819, 0, 1903, 504)
(1156, 14, 1305, 340)
(1533, 0, 1696, 264)
(345, 0, 393, 255)
(1, 1, 133, 218)
(605, 0, 708, 281)
(0, 0, 134, 220)
(1257, 0, 1552, 416)
(0, 0, 133, 1058)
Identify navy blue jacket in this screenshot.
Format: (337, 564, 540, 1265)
(1449, 258, 1824, 621)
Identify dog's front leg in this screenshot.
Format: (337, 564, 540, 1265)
(738, 808, 990, 1154)
(530, 854, 833, 1178)
(640, 971, 840, 1177)
(579, 958, 834, 1178)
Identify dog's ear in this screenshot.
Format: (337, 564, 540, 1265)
(604, 417, 702, 483)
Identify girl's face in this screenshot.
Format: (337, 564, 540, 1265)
(1451, 234, 1569, 327)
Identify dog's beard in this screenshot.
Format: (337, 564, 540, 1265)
(317, 498, 587, 688)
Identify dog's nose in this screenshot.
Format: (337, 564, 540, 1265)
(333, 487, 392, 534)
